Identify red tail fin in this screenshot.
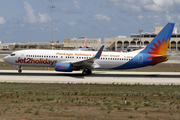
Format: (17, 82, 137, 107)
(83, 35, 87, 48)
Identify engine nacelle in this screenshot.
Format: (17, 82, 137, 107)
(55, 63, 72, 72)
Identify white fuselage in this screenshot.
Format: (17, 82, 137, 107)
(3, 49, 141, 69)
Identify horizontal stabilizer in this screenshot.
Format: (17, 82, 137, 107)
(153, 55, 170, 59)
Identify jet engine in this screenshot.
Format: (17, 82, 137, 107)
(55, 63, 72, 72)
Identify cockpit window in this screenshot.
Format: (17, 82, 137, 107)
(11, 53, 15, 56)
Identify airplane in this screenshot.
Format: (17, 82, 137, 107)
(3, 23, 175, 75)
(73, 35, 88, 51)
(117, 46, 123, 52)
(83, 35, 87, 48)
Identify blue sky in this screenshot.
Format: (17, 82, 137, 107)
(0, 0, 180, 43)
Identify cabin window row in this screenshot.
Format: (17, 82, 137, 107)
(64, 56, 132, 61)
(25, 55, 132, 61)
(66, 56, 74, 59)
(76, 57, 91, 59)
(26, 55, 58, 58)
(100, 57, 132, 61)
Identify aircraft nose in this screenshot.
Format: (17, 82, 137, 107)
(3, 56, 10, 63)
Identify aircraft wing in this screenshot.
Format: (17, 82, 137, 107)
(71, 45, 104, 68)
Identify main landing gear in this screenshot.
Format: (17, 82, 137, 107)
(82, 69, 92, 75)
(18, 66, 22, 73)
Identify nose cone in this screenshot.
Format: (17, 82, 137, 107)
(3, 56, 10, 63)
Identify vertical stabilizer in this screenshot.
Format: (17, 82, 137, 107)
(83, 35, 87, 48)
(117, 46, 123, 52)
(142, 23, 175, 66)
(142, 23, 175, 55)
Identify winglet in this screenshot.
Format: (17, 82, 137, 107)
(118, 46, 123, 52)
(94, 45, 104, 59)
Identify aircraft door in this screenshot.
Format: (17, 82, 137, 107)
(21, 52, 25, 58)
(138, 54, 143, 64)
(20, 51, 26, 65)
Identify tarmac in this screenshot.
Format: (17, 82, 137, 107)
(0, 70, 180, 85)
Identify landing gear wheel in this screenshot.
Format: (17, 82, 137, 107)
(87, 69, 92, 75)
(82, 69, 92, 75)
(82, 70, 86, 75)
(18, 67, 22, 73)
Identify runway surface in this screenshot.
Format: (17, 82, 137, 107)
(0, 70, 180, 85)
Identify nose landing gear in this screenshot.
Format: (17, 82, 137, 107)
(18, 66, 22, 73)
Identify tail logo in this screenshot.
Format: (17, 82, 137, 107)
(100, 49, 103, 55)
(147, 38, 169, 65)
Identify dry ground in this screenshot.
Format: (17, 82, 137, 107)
(0, 83, 179, 120)
(0, 61, 180, 119)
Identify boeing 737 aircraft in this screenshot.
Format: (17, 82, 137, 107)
(3, 23, 175, 75)
(73, 35, 88, 51)
(118, 46, 123, 52)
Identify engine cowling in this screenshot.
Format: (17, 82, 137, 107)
(55, 63, 72, 72)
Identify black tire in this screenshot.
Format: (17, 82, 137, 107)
(87, 69, 92, 75)
(18, 69, 22, 73)
(82, 70, 86, 75)
(82, 69, 92, 75)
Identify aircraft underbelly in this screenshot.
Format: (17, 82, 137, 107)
(95, 61, 126, 69)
